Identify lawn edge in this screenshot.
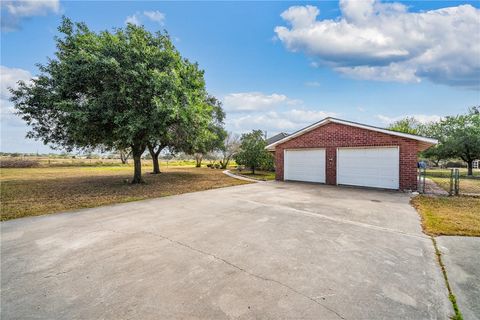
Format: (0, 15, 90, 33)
(223, 170, 264, 182)
(430, 236, 463, 320)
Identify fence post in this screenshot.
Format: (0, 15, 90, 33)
(454, 168, 460, 196)
(422, 167, 426, 193)
(449, 169, 454, 196)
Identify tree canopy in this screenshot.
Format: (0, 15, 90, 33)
(387, 108, 480, 174)
(10, 17, 224, 183)
(388, 117, 426, 135)
(234, 130, 272, 174)
(432, 108, 480, 175)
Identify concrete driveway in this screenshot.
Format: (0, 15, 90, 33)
(1, 182, 451, 319)
(437, 236, 480, 320)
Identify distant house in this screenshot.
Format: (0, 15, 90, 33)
(473, 160, 480, 169)
(266, 132, 289, 146)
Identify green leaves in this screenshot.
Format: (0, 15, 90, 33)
(10, 17, 223, 156)
(387, 110, 480, 170)
(10, 17, 225, 182)
(388, 117, 426, 135)
(435, 111, 480, 163)
(234, 130, 273, 172)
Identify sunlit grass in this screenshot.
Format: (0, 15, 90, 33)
(0, 166, 250, 221)
(412, 195, 480, 236)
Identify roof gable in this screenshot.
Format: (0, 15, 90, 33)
(265, 117, 438, 151)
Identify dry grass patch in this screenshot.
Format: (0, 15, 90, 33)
(0, 166, 250, 221)
(412, 195, 480, 236)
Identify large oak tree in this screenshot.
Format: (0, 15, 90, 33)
(10, 17, 220, 183)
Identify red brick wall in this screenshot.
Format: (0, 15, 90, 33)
(275, 123, 420, 190)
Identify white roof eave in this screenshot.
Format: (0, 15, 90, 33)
(264, 118, 438, 150)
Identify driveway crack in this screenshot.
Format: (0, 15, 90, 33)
(43, 270, 71, 279)
(103, 227, 346, 319)
(245, 199, 428, 240)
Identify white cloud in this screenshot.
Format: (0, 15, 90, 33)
(336, 64, 419, 83)
(1, 0, 60, 32)
(2, 0, 59, 17)
(227, 109, 337, 134)
(1, 65, 32, 98)
(285, 109, 336, 123)
(376, 114, 442, 125)
(0, 66, 33, 127)
(275, 1, 480, 88)
(223, 92, 301, 112)
(125, 10, 166, 26)
(125, 14, 141, 26)
(144, 10, 165, 25)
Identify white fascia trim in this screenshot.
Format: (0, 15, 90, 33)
(265, 118, 438, 151)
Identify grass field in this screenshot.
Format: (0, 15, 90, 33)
(230, 169, 276, 181)
(426, 168, 480, 195)
(0, 166, 250, 221)
(0, 156, 198, 168)
(412, 195, 480, 236)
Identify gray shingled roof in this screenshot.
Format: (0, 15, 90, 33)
(266, 132, 289, 145)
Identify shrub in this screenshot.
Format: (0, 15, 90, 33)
(0, 159, 40, 168)
(446, 161, 467, 168)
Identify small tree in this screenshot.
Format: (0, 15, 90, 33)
(219, 132, 240, 169)
(118, 148, 131, 165)
(191, 125, 226, 167)
(234, 130, 271, 174)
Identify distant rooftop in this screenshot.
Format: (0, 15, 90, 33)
(266, 132, 289, 145)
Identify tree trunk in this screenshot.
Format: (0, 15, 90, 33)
(252, 166, 255, 175)
(467, 160, 473, 176)
(120, 151, 127, 164)
(131, 145, 145, 184)
(148, 144, 164, 174)
(152, 153, 160, 174)
(195, 153, 202, 167)
(220, 156, 229, 169)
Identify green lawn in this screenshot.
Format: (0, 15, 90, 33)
(412, 195, 480, 236)
(426, 168, 480, 195)
(0, 166, 250, 221)
(230, 169, 276, 181)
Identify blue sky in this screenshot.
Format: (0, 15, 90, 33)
(1, 0, 479, 153)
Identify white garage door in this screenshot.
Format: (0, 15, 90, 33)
(284, 149, 325, 183)
(337, 147, 399, 189)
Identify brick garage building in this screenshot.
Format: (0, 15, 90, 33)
(266, 118, 437, 191)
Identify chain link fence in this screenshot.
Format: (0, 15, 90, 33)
(418, 168, 480, 196)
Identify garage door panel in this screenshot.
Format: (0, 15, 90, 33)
(284, 149, 325, 183)
(337, 147, 399, 189)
